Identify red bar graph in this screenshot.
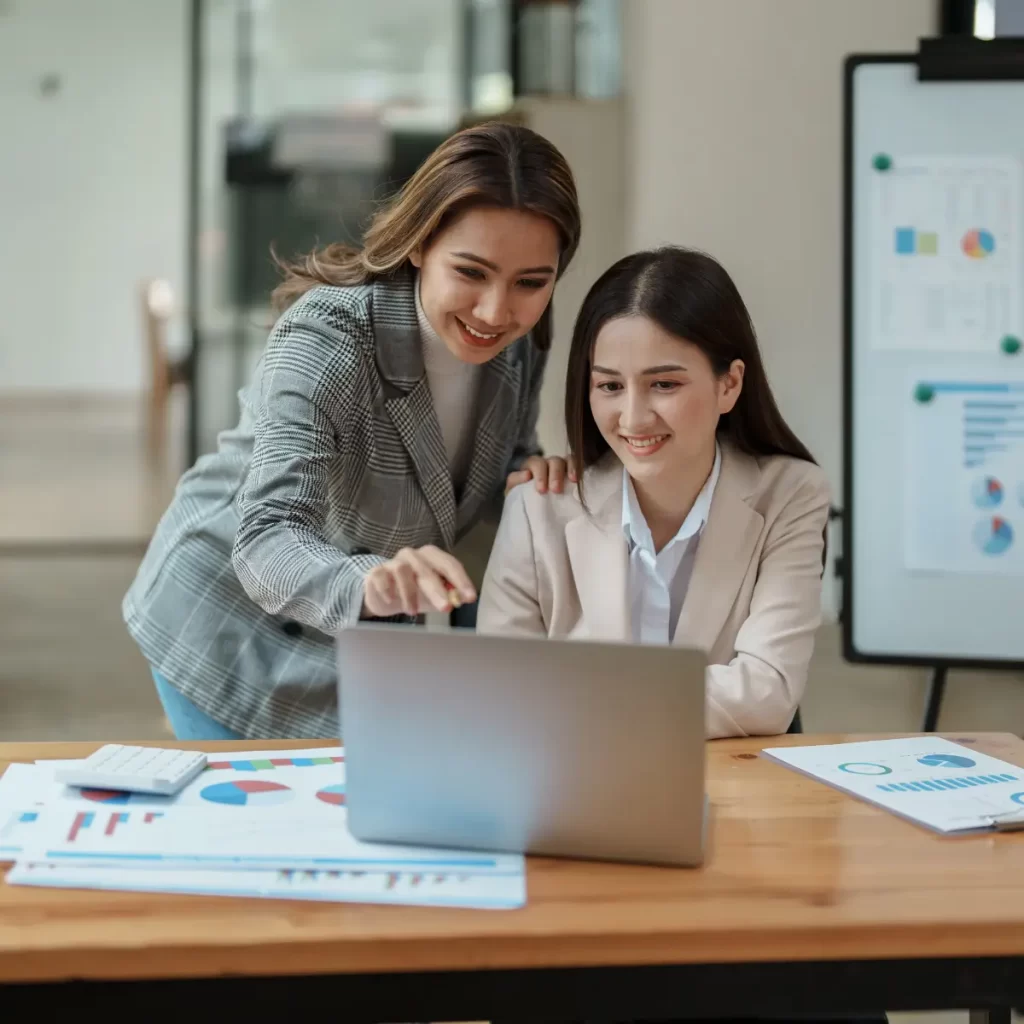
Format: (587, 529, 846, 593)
(67, 812, 94, 842)
(105, 812, 129, 836)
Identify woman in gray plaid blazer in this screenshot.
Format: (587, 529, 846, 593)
(123, 123, 581, 740)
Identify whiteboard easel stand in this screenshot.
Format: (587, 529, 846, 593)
(919, 36, 1023, 733)
(922, 666, 948, 733)
(842, 36, 1024, 734)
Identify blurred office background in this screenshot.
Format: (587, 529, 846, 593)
(2, 0, 1024, 745)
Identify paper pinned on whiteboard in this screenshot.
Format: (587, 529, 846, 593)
(904, 367, 1024, 575)
(870, 155, 1023, 352)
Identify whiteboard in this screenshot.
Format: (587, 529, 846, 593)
(845, 57, 1024, 668)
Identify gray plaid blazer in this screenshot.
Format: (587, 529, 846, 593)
(124, 266, 545, 738)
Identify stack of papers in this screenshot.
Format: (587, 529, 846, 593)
(0, 747, 525, 909)
(763, 736, 1024, 834)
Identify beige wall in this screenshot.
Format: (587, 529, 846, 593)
(621, 0, 935, 620)
(622, 0, 934, 505)
(517, 97, 628, 456)
(619, 0, 1024, 732)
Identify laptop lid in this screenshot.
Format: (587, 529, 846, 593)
(337, 625, 708, 867)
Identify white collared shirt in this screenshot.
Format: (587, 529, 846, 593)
(622, 443, 721, 645)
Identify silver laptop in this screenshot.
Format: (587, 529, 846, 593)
(336, 625, 708, 867)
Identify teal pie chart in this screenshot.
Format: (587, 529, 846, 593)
(972, 476, 1004, 509)
(973, 516, 1013, 556)
(200, 780, 294, 807)
(918, 754, 976, 769)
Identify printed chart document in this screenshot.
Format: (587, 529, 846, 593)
(905, 368, 1024, 575)
(6, 862, 526, 910)
(1, 748, 526, 909)
(0, 763, 48, 857)
(870, 155, 1022, 352)
(763, 737, 1024, 834)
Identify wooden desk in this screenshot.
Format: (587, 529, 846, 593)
(3, 733, 1024, 1020)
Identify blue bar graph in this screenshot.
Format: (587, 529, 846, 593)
(913, 382, 1024, 468)
(877, 773, 1017, 793)
(927, 383, 1024, 394)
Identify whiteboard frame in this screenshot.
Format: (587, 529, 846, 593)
(841, 52, 1024, 672)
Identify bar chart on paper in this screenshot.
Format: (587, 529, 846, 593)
(764, 737, 1024, 833)
(877, 772, 1018, 793)
(906, 374, 1024, 574)
(66, 810, 164, 842)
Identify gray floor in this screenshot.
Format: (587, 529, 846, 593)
(0, 552, 168, 740)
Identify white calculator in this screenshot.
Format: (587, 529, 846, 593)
(56, 744, 208, 796)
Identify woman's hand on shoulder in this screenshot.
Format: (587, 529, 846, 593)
(504, 455, 576, 496)
(361, 546, 476, 618)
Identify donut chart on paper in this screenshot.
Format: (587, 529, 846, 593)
(200, 780, 294, 807)
(838, 762, 892, 776)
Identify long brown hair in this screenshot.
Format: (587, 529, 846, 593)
(566, 246, 816, 485)
(271, 122, 581, 351)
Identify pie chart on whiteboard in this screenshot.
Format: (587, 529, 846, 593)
(973, 516, 1013, 556)
(961, 228, 996, 259)
(972, 476, 1004, 509)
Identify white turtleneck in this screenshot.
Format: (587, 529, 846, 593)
(414, 277, 482, 487)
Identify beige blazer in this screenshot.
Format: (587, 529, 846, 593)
(477, 439, 831, 739)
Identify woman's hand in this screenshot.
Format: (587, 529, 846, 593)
(504, 455, 576, 496)
(362, 546, 476, 618)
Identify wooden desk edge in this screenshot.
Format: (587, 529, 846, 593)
(3, 731, 1018, 764)
(5, 920, 1024, 984)
(3, 732, 1024, 984)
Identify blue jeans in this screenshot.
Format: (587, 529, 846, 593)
(151, 669, 244, 741)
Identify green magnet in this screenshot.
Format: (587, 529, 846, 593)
(914, 383, 935, 404)
(872, 153, 893, 172)
(1001, 335, 1022, 355)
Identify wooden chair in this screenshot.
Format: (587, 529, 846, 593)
(141, 278, 190, 463)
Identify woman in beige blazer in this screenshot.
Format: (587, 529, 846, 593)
(477, 246, 831, 738)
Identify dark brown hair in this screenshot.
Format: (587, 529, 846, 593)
(565, 246, 816, 484)
(271, 121, 581, 351)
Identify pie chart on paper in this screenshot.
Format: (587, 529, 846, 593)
(918, 754, 977, 769)
(973, 516, 1014, 556)
(200, 780, 294, 807)
(962, 228, 996, 259)
(80, 789, 132, 805)
(972, 476, 1004, 509)
(315, 784, 346, 807)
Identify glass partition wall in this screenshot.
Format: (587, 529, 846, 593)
(186, 0, 620, 460)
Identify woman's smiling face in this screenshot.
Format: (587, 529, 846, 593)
(411, 205, 561, 365)
(589, 314, 743, 484)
